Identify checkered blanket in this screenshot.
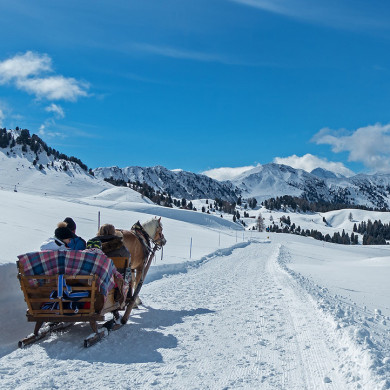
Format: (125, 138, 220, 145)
(17, 250, 122, 296)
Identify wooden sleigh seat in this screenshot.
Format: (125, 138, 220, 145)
(16, 256, 131, 347)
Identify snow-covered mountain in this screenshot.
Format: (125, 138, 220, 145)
(94, 165, 241, 202)
(0, 128, 147, 202)
(94, 160, 390, 209)
(231, 163, 328, 201)
(4, 128, 390, 210)
(231, 163, 390, 209)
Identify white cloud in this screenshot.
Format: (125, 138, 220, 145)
(202, 165, 256, 181)
(273, 153, 354, 177)
(45, 103, 65, 118)
(132, 43, 223, 62)
(312, 124, 390, 173)
(229, 0, 387, 31)
(38, 124, 46, 136)
(0, 51, 51, 82)
(17, 76, 88, 101)
(128, 43, 267, 66)
(38, 122, 65, 138)
(0, 51, 89, 101)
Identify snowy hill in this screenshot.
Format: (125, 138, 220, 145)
(0, 129, 147, 201)
(94, 165, 240, 202)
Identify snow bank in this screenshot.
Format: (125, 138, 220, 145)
(276, 244, 390, 389)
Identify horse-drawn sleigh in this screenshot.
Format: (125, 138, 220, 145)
(16, 218, 166, 348)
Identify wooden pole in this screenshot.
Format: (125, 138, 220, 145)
(121, 246, 158, 324)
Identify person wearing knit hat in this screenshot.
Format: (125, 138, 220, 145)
(63, 217, 87, 250)
(63, 217, 76, 232)
(55, 225, 75, 241)
(40, 222, 75, 251)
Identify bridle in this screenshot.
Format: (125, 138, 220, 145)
(151, 223, 166, 249)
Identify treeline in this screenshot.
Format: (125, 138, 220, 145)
(105, 177, 246, 217)
(353, 219, 390, 245)
(263, 195, 388, 213)
(268, 221, 359, 245)
(104, 178, 174, 207)
(1, 128, 90, 172)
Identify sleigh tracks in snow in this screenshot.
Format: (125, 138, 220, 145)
(17, 244, 160, 349)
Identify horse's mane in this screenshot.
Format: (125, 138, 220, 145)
(142, 218, 159, 238)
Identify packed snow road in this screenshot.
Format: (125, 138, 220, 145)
(0, 240, 375, 389)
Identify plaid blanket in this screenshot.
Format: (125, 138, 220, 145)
(17, 250, 122, 296)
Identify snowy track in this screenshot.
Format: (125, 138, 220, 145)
(0, 240, 384, 389)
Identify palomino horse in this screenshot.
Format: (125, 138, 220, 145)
(120, 217, 166, 302)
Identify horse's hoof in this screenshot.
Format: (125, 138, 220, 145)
(135, 296, 142, 306)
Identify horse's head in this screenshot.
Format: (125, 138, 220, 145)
(142, 217, 167, 247)
(153, 217, 167, 247)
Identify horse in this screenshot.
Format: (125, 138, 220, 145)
(120, 217, 166, 304)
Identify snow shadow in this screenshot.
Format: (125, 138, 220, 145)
(43, 306, 214, 364)
(0, 263, 35, 358)
(133, 306, 214, 330)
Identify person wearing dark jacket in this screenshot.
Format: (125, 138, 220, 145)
(63, 217, 87, 250)
(92, 224, 130, 259)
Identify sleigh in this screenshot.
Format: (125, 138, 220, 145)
(16, 248, 157, 348)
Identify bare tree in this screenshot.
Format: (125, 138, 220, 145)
(257, 213, 265, 232)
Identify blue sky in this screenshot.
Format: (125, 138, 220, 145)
(1, 0, 390, 176)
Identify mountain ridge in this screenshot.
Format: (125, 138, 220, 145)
(3, 128, 390, 209)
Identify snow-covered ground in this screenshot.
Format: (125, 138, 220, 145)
(0, 183, 390, 389)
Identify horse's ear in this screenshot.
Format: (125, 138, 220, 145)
(158, 217, 161, 222)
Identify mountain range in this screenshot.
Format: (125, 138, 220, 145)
(2, 128, 390, 209)
(93, 165, 240, 202)
(95, 162, 390, 209)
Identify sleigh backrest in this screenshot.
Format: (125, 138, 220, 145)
(110, 256, 131, 275)
(17, 260, 99, 318)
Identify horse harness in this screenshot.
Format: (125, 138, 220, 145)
(130, 221, 164, 289)
(131, 221, 152, 258)
(131, 220, 164, 255)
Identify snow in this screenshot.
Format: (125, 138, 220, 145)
(0, 146, 113, 199)
(0, 157, 390, 388)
